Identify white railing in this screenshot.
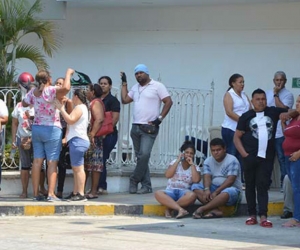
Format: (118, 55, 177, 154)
(0, 88, 21, 170)
(1, 83, 215, 172)
(109, 82, 215, 172)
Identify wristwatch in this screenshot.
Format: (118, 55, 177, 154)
(273, 94, 279, 97)
(158, 115, 163, 121)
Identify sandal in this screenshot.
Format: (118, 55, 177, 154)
(202, 212, 223, 219)
(282, 219, 300, 228)
(192, 209, 204, 219)
(260, 219, 273, 228)
(176, 209, 189, 219)
(165, 209, 173, 218)
(86, 193, 99, 200)
(245, 217, 258, 225)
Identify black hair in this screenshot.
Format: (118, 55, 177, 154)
(98, 76, 112, 85)
(227, 73, 243, 91)
(210, 138, 226, 148)
(179, 140, 196, 154)
(74, 89, 88, 108)
(88, 83, 103, 98)
(251, 88, 266, 98)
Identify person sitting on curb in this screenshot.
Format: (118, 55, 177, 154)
(281, 174, 294, 219)
(192, 138, 242, 219)
(154, 141, 201, 219)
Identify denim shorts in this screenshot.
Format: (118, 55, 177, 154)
(164, 188, 191, 201)
(191, 182, 240, 206)
(32, 125, 62, 161)
(69, 137, 90, 167)
(16, 136, 33, 170)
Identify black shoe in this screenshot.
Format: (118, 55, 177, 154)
(70, 193, 87, 202)
(129, 181, 138, 194)
(64, 192, 75, 200)
(136, 187, 152, 194)
(280, 211, 293, 219)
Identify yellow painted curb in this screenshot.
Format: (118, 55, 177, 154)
(24, 206, 55, 216)
(268, 202, 284, 216)
(219, 206, 236, 217)
(143, 205, 165, 216)
(84, 205, 114, 215)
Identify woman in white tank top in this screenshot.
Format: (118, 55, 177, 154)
(54, 89, 90, 201)
(221, 74, 251, 183)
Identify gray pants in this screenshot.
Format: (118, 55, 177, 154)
(130, 124, 158, 190)
(283, 174, 294, 213)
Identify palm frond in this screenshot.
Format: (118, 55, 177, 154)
(6, 44, 48, 70)
(0, 0, 61, 86)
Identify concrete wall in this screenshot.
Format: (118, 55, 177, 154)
(17, 2, 300, 125)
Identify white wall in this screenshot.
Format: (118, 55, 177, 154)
(17, 2, 300, 125)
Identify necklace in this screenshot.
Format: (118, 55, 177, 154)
(138, 84, 149, 101)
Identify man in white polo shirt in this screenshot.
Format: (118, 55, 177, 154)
(266, 71, 294, 190)
(121, 64, 173, 194)
(0, 98, 9, 190)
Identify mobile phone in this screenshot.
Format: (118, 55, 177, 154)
(180, 152, 185, 162)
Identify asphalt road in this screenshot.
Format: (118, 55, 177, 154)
(0, 215, 299, 250)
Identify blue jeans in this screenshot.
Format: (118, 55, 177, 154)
(222, 127, 244, 183)
(32, 125, 62, 161)
(130, 124, 158, 190)
(191, 183, 240, 206)
(164, 189, 190, 201)
(98, 132, 118, 190)
(275, 137, 286, 184)
(285, 156, 300, 222)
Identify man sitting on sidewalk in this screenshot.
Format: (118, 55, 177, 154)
(192, 138, 242, 219)
(281, 174, 294, 219)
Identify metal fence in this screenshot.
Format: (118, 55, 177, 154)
(1, 83, 215, 172)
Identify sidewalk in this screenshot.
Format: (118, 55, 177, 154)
(0, 188, 284, 217)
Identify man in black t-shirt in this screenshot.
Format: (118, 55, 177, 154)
(233, 88, 295, 228)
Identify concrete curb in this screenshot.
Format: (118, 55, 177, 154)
(0, 202, 284, 217)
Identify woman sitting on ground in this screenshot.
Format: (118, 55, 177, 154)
(155, 141, 201, 219)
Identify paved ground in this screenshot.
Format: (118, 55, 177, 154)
(0, 215, 299, 250)
(0, 188, 285, 217)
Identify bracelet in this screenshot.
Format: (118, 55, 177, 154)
(204, 187, 209, 191)
(273, 94, 279, 97)
(122, 82, 127, 86)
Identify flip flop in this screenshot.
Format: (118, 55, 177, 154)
(245, 217, 258, 225)
(192, 211, 203, 219)
(282, 220, 300, 228)
(165, 209, 173, 218)
(176, 209, 189, 219)
(260, 219, 273, 228)
(86, 194, 99, 200)
(202, 212, 223, 219)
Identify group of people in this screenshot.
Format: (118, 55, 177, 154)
(1, 63, 173, 201)
(155, 71, 300, 228)
(4, 68, 122, 201)
(0, 66, 299, 228)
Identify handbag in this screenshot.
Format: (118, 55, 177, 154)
(21, 136, 32, 150)
(90, 99, 114, 137)
(139, 124, 158, 134)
